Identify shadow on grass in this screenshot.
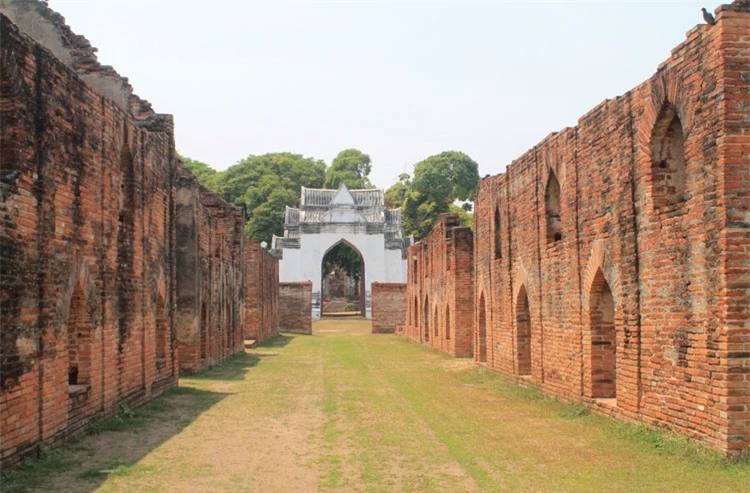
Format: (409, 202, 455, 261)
(261, 333, 296, 348)
(186, 352, 263, 382)
(1, 386, 229, 493)
(2, 336, 302, 491)
(185, 334, 295, 382)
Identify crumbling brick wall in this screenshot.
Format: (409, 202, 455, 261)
(404, 214, 474, 357)
(0, 1, 281, 467)
(472, 1, 749, 457)
(174, 170, 249, 371)
(0, 10, 178, 467)
(244, 240, 280, 344)
(371, 283, 407, 334)
(279, 282, 312, 334)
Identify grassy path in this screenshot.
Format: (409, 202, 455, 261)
(4, 319, 749, 492)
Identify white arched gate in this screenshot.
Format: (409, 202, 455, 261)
(271, 185, 409, 319)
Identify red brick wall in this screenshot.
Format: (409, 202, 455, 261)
(404, 215, 474, 357)
(471, 2, 750, 457)
(371, 283, 407, 334)
(175, 171, 278, 370)
(244, 240, 280, 343)
(0, 13, 177, 467)
(279, 282, 312, 334)
(0, 5, 283, 467)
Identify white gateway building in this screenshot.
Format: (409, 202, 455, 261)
(271, 185, 409, 319)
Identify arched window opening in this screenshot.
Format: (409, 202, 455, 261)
(545, 171, 562, 244)
(445, 306, 451, 340)
(434, 306, 439, 337)
(478, 293, 487, 362)
(650, 104, 687, 208)
(590, 272, 616, 399)
(155, 294, 168, 369)
(516, 286, 532, 375)
(424, 295, 430, 342)
(494, 206, 502, 259)
(67, 282, 92, 387)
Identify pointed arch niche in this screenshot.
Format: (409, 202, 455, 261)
(516, 286, 532, 375)
(477, 293, 487, 362)
(434, 306, 439, 338)
(545, 170, 562, 244)
(445, 305, 451, 341)
(650, 103, 687, 208)
(67, 282, 92, 387)
(423, 295, 430, 342)
(494, 205, 502, 259)
(589, 270, 616, 400)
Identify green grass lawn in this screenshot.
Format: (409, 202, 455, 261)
(3, 318, 748, 492)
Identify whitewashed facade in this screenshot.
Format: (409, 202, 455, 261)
(271, 185, 409, 319)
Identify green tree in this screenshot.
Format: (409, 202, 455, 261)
(323, 243, 363, 281)
(180, 154, 221, 191)
(324, 149, 373, 189)
(388, 151, 479, 240)
(384, 173, 411, 208)
(225, 153, 325, 243)
(412, 151, 478, 204)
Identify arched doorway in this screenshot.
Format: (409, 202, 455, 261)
(321, 240, 365, 317)
(516, 286, 531, 375)
(590, 271, 616, 399)
(478, 293, 487, 362)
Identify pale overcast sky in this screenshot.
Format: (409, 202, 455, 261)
(50, 0, 715, 189)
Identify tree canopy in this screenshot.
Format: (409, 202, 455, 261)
(386, 151, 479, 240)
(324, 149, 373, 190)
(179, 148, 477, 246)
(180, 155, 221, 190)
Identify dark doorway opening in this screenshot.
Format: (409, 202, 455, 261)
(321, 240, 365, 317)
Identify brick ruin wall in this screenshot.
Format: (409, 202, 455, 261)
(404, 214, 474, 357)
(469, 2, 749, 456)
(174, 171, 253, 371)
(0, 2, 279, 467)
(370, 283, 407, 334)
(279, 282, 312, 334)
(243, 240, 280, 344)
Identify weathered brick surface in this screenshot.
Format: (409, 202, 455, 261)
(469, 2, 750, 457)
(0, 3, 280, 467)
(279, 282, 312, 334)
(0, 11, 177, 467)
(371, 283, 407, 334)
(174, 170, 252, 371)
(244, 240, 280, 344)
(404, 215, 474, 357)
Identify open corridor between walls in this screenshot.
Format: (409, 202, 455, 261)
(3, 319, 748, 493)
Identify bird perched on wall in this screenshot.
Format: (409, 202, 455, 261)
(702, 7, 716, 25)
(1, 171, 21, 184)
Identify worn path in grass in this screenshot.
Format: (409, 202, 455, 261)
(6, 319, 749, 492)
